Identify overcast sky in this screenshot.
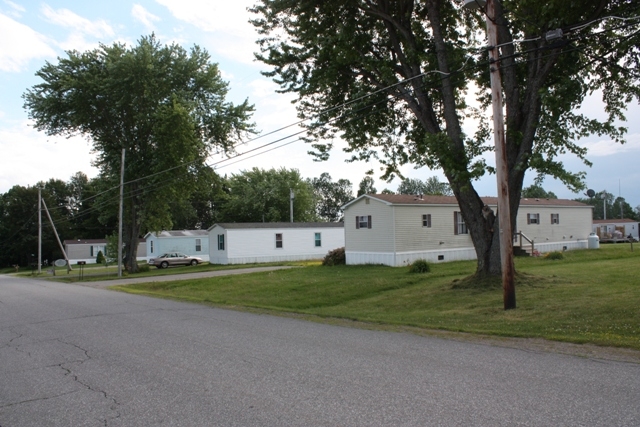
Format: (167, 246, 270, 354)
(1, 0, 639, 208)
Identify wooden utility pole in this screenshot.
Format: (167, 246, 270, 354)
(117, 148, 125, 278)
(38, 187, 42, 274)
(486, 0, 516, 309)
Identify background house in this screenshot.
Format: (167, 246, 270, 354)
(145, 230, 210, 261)
(592, 219, 639, 241)
(208, 222, 344, 264)
(342, 194, 593, 266)
(63, 238, 147, 264)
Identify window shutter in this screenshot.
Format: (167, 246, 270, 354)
(454, 212, 458, 235)
(527, 214, 531, 225)
(356, 216, 360, 229)
(368, 215, 372, 229)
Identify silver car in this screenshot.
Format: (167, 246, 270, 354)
(148, 252, 203, 269)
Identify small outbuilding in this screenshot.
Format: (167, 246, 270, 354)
(144, 230, 210, 262)
(342, 194, 593, 266)
(592, 219, 639, 242)
(208, 222, 344, 265)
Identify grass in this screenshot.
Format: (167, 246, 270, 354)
(10, 259, 313, 282)
(111, 243, 640, 350)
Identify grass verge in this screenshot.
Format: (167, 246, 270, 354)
(110, 244, 640, 350)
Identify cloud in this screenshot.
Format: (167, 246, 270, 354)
(155, 0, 259, 64)
(41, 5, 114, 37)
(132, 4, 160, 32)
(0, 13, 56, 72)
(581, 133, 640, 157)
(0, 121, 99, 193)
(40, 4, 115, 52)
(3, 0, 25, 17)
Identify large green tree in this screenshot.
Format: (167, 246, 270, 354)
(24, 35, 254, 271)
(309, 172, 353, 221)
(251, 0, 640, 277)
(224, 167, 317, 222)
(398, 176, 452, 195)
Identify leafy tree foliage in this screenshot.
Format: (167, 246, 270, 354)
(24, 35, 254, 271)
(357, 176, 377, 196)
(575, 191, 638, 220)
(224, 168, 317, 222)
(521, 185, 558, 199)
(0, 184, 71, 267)
(251, 0, 640, 276)
(309, 173, 353, 222)
(398, 176, 452, 195)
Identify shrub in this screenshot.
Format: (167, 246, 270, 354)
(544, 251, 564, 260)
(322, 247, 346, 266)
(95, 250, 105, 264)
(136, 263, 150, 273)
(409, 259, 431, 273)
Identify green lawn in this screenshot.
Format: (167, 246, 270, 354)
(108, 244, 638, 350)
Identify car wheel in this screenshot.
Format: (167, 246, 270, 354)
(161, 261, 169, 269)
(190, 259, 198, 266)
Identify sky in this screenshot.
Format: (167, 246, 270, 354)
(1, 0, 639, 209)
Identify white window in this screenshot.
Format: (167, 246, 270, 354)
(195, 238, 202, 252)
(314, 232, 322, 247)
(551, 213, 559, 224)
(356, 215, 372, 229)
(422, 214, 432, 228)
(275, 233, 283, 248)
(454, 211, 468, 235)
(217, 234, 224, 250)
(527, 213, 540, 224)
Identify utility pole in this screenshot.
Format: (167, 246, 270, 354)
(38, 187, 42, 274)
(290, 188, 294, 223)
(470, 0, 515, 309)
(117, 148, 125, 278)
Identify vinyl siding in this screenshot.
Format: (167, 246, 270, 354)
(149, 236, 210, 261)
(516, 206, 592, 243)
(345, 198, 394, 252)
(393, 205, 473, 252)
(209, 225, 344, 264)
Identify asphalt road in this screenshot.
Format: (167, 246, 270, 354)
(1, 274, 639, 426)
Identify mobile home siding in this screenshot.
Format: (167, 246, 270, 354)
(345, 198, 394, 252)
(516, 206, 592, 244)
(208, 224, 344, 265)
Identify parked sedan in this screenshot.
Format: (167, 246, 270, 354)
(148, 252, 203, 269)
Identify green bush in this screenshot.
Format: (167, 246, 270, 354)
(408, 259, 431, 273)
(322, 247, 346, 266)
(545, 251, 564, 260)
(95, 250, 105, 264)
(136, 263, 150, 273)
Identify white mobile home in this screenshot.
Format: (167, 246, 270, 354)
(208, 222, 344, 265)
(592, 219, 639, 241)
(342, 194, 593, 266)
(63, 238, 147, 264)
(144, 230, 210, 262)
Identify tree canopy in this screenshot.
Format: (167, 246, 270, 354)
(309, 172, 353, 221)
(223, 167, 317, 222)
(521, 185, 558, 200)
(251, 0, 640, 277)
(24, 35, 255, 271)
(398, 176, 452, 196)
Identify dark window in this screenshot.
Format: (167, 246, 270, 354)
(422, 214, 431, 228)
(314, 232, 321, 247)
(276, 233, 283, 248)
(527, 213, 540, 224)
(195, 238, 202, 252)
(356, 215, 372, 229)
(454, 211, 468, 235)
(217, 234, 225, 250)
(551, 213, 559, 224)
(150, 240, 154, 254)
